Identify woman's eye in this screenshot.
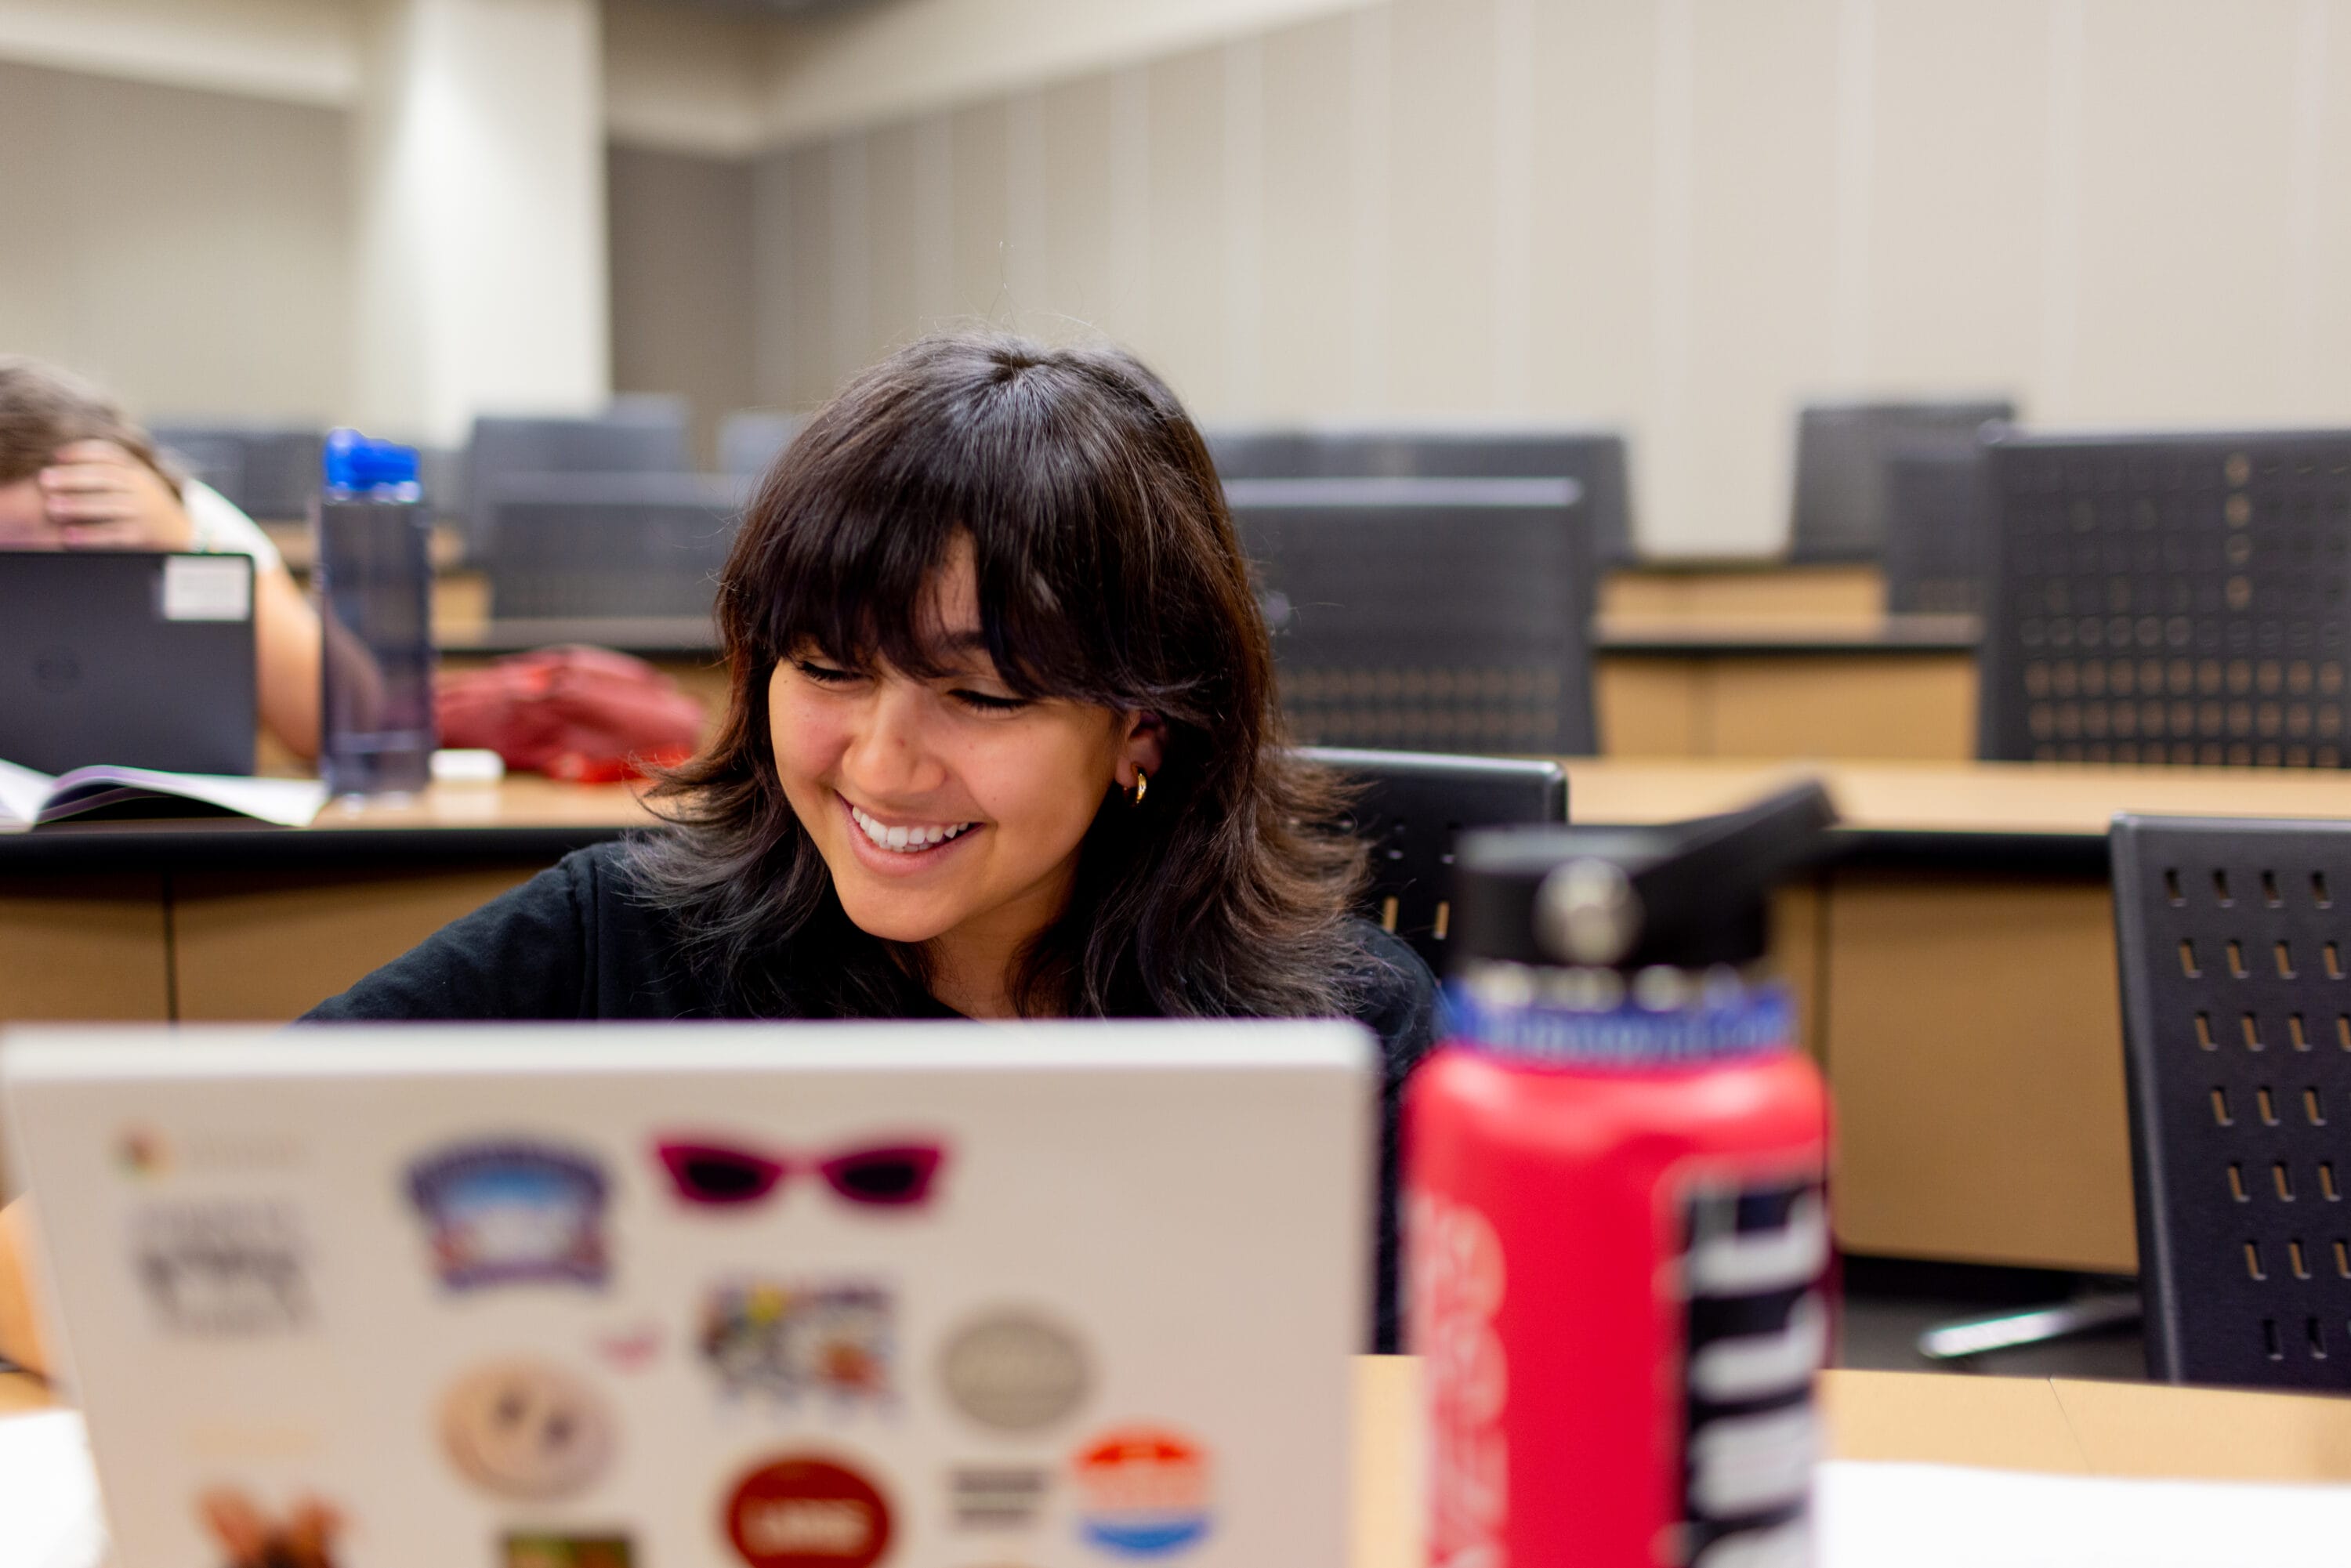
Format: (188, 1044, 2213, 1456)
(793, 659, 858, 685)
(951, 688, 1029, 713)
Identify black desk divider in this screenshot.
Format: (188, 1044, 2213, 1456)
(1788, 399, 2012, 564)
(465, 408, 694, 555)
(483, 472, 748, 621)
(1298, 745, 1568, 976)
(719, 409, 807, 478)
(1883, 445, 1990, 617)
(1980, 430, 2351, 767)
(2114, 814, 2351, 1387)
(1204, 423, 1636, 567)
(1226, 476, 1596, 758)
(152, 425, 326, 523)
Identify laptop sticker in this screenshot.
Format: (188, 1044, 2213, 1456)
(132, 1200, 311, 1336)
(438, 1359, 617, 1500)
(724, 1454, 893, 1568)
(161, 555, 253, 622)
(1070, 1428, 1212, 1558)
(196, 1487, 344, 1568)
(700, 1280, 895, 1407)
(949, 1465, 1050, 1530)
(654, 1136, 947, 1209)
(503, 1533, 636, 1568)
(406, 1139, 609, 1291)
(938, 1310, 1091, 1433)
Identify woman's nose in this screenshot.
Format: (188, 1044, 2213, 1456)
(839, 683, 947, 798)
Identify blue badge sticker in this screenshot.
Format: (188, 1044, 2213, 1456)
(406, 1140, 609, 1291)
(1072, 1427, 1211, 1557)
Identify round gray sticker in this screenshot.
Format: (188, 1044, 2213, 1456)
(939, 1309, 1091, 1432)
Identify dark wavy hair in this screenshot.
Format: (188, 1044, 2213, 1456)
(631, 331, 1371, 1020)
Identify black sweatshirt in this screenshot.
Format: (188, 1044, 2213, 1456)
(303, 839, 1436, 1350)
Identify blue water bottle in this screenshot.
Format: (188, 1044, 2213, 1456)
(314, 429, 436, 796)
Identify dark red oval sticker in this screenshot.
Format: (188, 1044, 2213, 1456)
(725, 1455, 892, 1568)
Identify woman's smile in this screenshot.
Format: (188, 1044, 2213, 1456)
(839, 793, 984, 870)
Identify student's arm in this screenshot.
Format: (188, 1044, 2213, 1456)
(0, 1197, 49, 1378)
(255, 563, 323, 759)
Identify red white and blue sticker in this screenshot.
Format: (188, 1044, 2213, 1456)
(1070, 1427, 1211, 1557)
(405, 1139, 609, 1291)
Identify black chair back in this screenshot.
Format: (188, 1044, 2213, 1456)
(466, 408, 693, 554)
(2113, 813, 2351, 1386)
(150, 425, 326, 522)
(1980, 430, 2351, 767)
(1228, 476, 1596, 757)
(1788, 400, 2012, 563)
(483, 473, 747, 621)
(1206, 424, 1636, 567)
(1300, 745, 1568, 975)
(1883, 446, 1990, 617)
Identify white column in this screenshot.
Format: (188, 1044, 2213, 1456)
(350, 0, 609, 444)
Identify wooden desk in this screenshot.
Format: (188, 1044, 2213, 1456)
(9, 761, 2351, 1271)
(11, 1360, 2351, 1568)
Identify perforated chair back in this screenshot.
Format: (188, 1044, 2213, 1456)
(2113, 813, 2351, 1386)
(483, 473, 747, 621)
(1788, 400, 2012, 563)
(1205, 424, 1636, 567)
(1980, 430, 2351, 767)
(1227, 476, 1596, 756)
(1882, 446, 1990, 617)
(465, 408, 694, 555)
(1299, 746, 1568, 974)
(719, 410, 807, 479)
(150, 425, 326, 522)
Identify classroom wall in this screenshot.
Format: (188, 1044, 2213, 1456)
(750, 0, 2351, 557)
(607, 143, 760, 465)
(0, 57, 353, 427)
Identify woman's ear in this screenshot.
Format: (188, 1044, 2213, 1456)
(1115, 709, 1166, 791)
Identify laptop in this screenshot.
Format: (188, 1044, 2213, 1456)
(1, 1021, 1370, 1567)
(0, 552, 258, 777)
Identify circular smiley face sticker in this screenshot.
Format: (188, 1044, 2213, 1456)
(725, 1455, 891, 1568)
(439, 1359, 615, 1500)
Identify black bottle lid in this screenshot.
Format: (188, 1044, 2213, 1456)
(1451, 780, 1838, 972)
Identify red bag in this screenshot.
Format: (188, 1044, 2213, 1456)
(435, 646, 708, 782)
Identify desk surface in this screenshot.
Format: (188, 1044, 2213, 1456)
(5, 760, 2349, 872)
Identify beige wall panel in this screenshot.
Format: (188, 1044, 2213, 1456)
(864, 121, 923, 352)
(1140, 46, 1231, 410)
(1257, 16, 1358, 417)
(1864, 0, 2049, 395)
(1039, 74, 1125, 339)
(1824, 871, 2136, 1273)
(2066, 1, 2304, 423)
(607, 143, 758, 463)
(1682, 0, 1842, 556)
(0, 875, 170, 1024)
(1523, 0, 1655, 431)
(1707, 655, 1977, 763)
(947, 99, 1014, 324)
(1594, 657, 1704, 758)
(0, 60, 350, 425)
(2295, 0, 2351, 422)
(748, 146, 801, 407)
(1381, 0, 1496, 415)
(755, 143, 837, 407)
(172, 864, 549, 1022)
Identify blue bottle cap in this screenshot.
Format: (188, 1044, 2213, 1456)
(322, 428, 421, 494)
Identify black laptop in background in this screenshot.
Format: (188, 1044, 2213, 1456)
(0, 552, 257, 777)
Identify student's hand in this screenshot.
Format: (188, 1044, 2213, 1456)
(38, 439, 196, 552)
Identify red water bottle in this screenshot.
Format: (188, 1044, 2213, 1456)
(1407, 783, 1835, 1568)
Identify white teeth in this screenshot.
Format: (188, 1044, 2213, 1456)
(849, 803, 974, 853)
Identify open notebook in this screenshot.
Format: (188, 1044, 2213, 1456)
(0, 758, 326, 834)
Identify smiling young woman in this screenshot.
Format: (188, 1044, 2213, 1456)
(0, 333, 1436, 1375)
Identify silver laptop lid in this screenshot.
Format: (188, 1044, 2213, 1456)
(4, 1020, 1371, 1568)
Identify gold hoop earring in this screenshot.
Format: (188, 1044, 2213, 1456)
(1128, 769, 1149, 808)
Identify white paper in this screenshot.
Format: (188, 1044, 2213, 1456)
(1817, 1459, 2351, 1568)
(0, 1411, 105, 1568)
(160, 555, 251, 622)
(0, 759, 327, 834)
(0, 758, 53, 827)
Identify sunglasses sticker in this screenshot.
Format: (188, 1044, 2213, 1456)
(1071, 1427, 1212, 1559)
(504, 1534, 636, 1568)
(438, 1358, 618, 1501)
(406, 1140, 609, 1291)
(132, 1200, 311, 1337)
(938, 1309, 1092, 1434)
(654, 1137, 947, 1210)
(196, 1487, 346, 1568)
(950, 1465, 1050, 1531)
(724, 1454, 893, 1568)
(701, 1280, 895, 1407)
